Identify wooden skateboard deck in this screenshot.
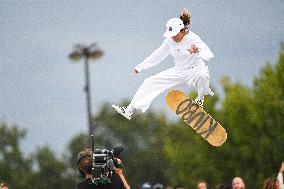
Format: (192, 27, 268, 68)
(166, 89, 227, 147)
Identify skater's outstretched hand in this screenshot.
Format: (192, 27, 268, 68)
(134, 69, 140, 74)
(188, 45, 199, 54)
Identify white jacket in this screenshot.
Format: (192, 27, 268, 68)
(135, 30, 214, 72)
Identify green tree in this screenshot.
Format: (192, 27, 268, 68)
(0, 121, 33, 189)
(0, 121, 76, 189)
(31, 146, 76, 189)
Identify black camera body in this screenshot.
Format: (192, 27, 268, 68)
(91, 146, 123, 185)
(77, 135, 124, 185)
(92, 148, 117, 180)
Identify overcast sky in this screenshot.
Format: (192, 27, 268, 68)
(1, 0, 283, 155)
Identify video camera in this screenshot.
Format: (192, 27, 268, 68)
(91, 135, 124, 185)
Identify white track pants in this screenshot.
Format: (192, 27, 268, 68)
(129, 64, 214, 112)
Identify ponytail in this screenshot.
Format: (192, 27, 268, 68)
(179, 9, 191, 30)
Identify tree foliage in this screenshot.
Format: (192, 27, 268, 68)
(0, 123, 32, 189)
(0, 122, 76, 189)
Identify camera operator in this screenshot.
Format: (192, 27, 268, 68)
(76, 149, 130, 189)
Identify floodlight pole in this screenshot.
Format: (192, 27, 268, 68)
(69, 44, 103, 140)
(84, 54, 93, 137)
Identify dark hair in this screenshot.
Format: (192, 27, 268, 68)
(179, 9, 191, 28)
(263, 178, 279, 189)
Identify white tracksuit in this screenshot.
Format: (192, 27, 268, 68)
(129, 30, 215, 113)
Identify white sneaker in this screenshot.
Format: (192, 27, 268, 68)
(194, 97, 204, 108)
(112, 104, 132, 120)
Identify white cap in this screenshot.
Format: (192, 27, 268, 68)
(163, 18, 184, 38)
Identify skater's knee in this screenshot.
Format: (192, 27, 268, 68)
(198, 72, 210, 82)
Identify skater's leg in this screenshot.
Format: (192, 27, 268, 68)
(129, 68, 183, 112)
(195, 65, 214, 98)
(184, 64, 214, 107)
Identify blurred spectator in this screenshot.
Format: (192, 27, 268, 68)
(174, 185, 184, 189)
(152, 183, 164, 189)
(232, 177, 245, 189)
(141, 182, 151, 189)
(263, 177, 280, 189)
(197, 180, 208, 189)
(0, 182, 8, 189)
(277, 161, 284, 189)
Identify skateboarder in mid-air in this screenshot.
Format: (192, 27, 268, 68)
(113, 9, 215, 120)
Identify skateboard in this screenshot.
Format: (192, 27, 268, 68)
(166, 89, 227, 146)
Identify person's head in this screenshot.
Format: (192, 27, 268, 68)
(164, 9, 191, 43)
(174, 185, 185, 189)
(152, 183, 164, 189)
(263, 177, 280, 189)
(77, 149, 92, 177)
(141, 182, 151, 189)
(0, 182, 8, 189)
(232, 177, 245, 189)
(197, 180, 208, 189)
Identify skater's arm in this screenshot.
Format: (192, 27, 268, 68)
(135, 44, 170, 73)
(189, 35, 214, 62)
